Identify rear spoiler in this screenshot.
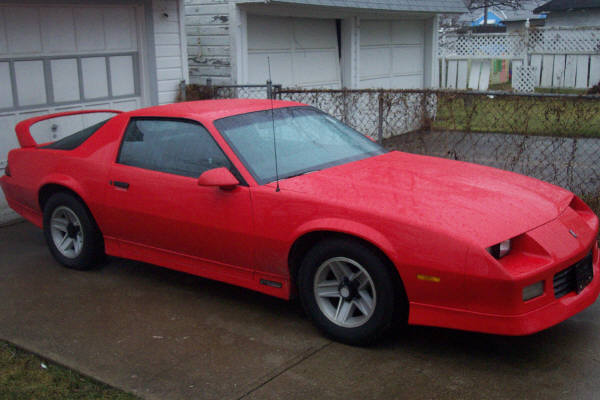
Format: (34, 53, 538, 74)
(15, 109, 122, 148)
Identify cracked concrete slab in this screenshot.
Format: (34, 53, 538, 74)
(1, 222, 600, 400)
(0, 222, 329, 400)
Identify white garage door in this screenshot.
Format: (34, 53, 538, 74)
(0, 4, 144, 172)
(247, 15, 341, 89)
(360, 20, 425, 89)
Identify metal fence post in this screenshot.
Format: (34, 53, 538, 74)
(377, 91, 384, 144)
(420, 90, 430, 131)
(206, 78, 213, 98)
(179, 80, 186, 102)
(342, 89, 348, 123)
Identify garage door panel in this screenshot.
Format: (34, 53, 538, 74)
(0, 10, 6, 54)
(5, 7, 42, 54)
(111, 99, 140, 113)
(248, 52, 293, 86)
(360, 76, 389, 89)
(391, 21, 425, 44)
(81, 57, 109, 99)
(293, 18, 337, 50)
(360, 47, 391, 78)
(109, 56, 136, 97)
(14, 61, 46, 106)
(74, 8, 106, 51)
(392, 46, 424, 75)
(360, 21, 390, 46)
(360, 19, 425, 89)
(390, 75, 422, 89)
(293, 51, 339, 86)
(248, 16, 291, 51)
(0, 63, 13, 109)
(104, 8, 136, 51)
(0, 4, 142, 174)
(0, 114, 19, 155)
(51, 59, 80, 103)
(22, 109, 52, 143)
(41, 8, 76, 53)
(34, 114, 86, 142)
(247, 15, 341, 88)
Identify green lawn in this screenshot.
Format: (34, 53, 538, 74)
(431, 93, 600, 138)
(0, 341, 137, 400)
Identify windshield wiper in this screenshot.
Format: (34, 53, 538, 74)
(284, 169, 321, 180)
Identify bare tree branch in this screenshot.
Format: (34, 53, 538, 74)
(466, 0, 525, 10)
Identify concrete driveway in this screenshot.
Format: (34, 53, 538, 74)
(1, 221, 600, 400)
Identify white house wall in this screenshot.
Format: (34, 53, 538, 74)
(185, 1, 441, 90)
(185, 0, 232, 84)
(154, 0, 188, 104)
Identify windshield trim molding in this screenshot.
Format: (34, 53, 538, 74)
(214, 106, 386, 186)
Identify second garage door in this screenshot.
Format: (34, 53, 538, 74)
(0, 4, 144, 171)
(247, 15, 341, 88)
(360, 20, 425, 89)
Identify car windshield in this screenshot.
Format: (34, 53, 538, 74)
(214, 106, 385, 184)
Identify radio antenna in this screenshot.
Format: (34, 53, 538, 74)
(267, 56, 280, 192)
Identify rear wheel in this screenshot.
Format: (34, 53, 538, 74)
(298, 238, 400, 345)
(43, 192, 104, 270)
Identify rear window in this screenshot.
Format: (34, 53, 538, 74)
(41, 119, 109, 150)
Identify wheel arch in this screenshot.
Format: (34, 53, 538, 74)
(39, 181, 86, 212)
(38, 180, 102, 236)
(288, 228, 408, 313)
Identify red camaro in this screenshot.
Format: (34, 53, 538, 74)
(1, 100, 599, 345)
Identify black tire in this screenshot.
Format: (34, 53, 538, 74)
(297, 238, 403, 346)
(42, 192, 104, 270)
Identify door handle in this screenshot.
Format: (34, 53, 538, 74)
(110, 180, 130, 189)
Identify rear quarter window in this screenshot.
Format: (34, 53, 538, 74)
(41, 119, 109, 150)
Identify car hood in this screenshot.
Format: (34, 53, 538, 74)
(278, 151, 573, 247)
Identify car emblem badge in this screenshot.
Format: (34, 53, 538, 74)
(569, 229, 578, 238)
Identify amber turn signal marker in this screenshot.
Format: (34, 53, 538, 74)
(417, 274, 440, 283)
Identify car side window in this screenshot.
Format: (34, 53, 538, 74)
(117, 118, 232, 178)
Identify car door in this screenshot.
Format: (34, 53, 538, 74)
(102, 117, 255, 272)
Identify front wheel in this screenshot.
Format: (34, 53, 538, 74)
(298, 238, 400, 345)
(43, 192, 104, 270)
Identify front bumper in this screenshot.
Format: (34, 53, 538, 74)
(410, 242, 599, 335)
(409, 203, 600, 336)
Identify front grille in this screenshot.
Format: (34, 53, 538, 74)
(553, 251, 594, 299)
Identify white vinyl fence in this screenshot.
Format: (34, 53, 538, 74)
(439, 26, 600, 92)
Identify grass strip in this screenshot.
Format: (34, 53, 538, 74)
(0, 341, 138, 400)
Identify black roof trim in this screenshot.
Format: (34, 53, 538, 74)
(535, 0, 600, 13)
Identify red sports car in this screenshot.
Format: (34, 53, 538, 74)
(1, 100, 598, 345)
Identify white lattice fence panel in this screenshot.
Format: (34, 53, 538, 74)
(529, 28, 600, 54)
(439, 27, 600, 90)
(513, 65, 538, 93)
(439, 33, 527, 58)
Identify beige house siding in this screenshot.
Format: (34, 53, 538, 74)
(185, 0, 233, 84)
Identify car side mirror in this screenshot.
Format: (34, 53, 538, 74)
(197, 167, 239, 190)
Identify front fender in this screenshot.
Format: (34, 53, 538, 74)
(290, 217, 400, 269)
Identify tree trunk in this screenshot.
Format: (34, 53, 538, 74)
(484, 0, 489, 25)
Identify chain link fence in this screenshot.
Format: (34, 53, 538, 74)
(180, 80, 280, 102)
(276, 89, 435, 142)
(182, 83, 600, 214)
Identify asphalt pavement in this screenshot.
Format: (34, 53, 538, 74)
(1, 221, 600, 400)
